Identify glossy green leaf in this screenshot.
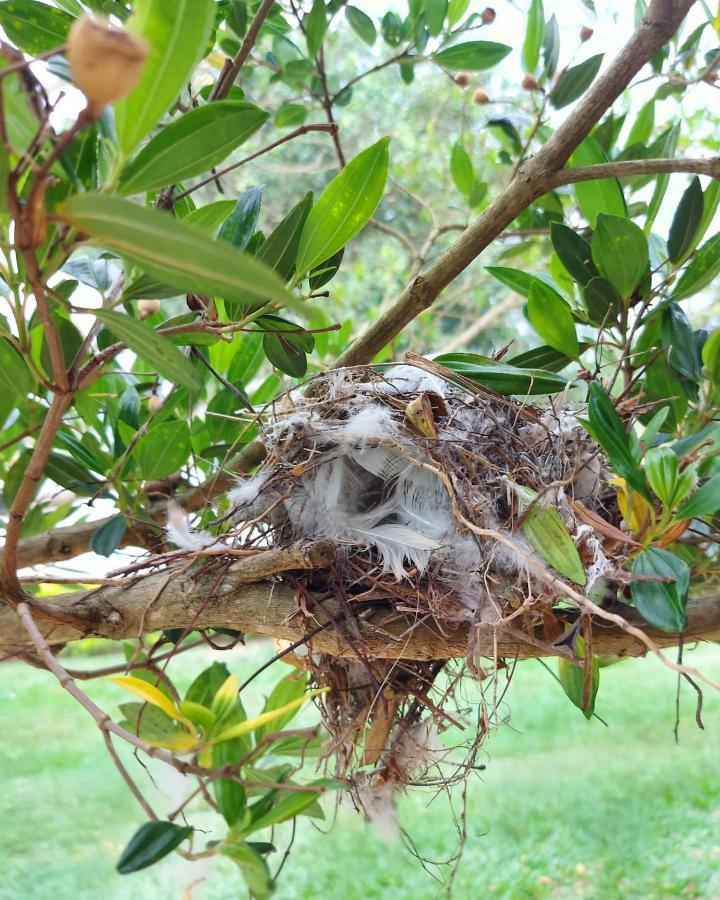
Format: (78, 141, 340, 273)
(255, 672, 308, 741)
(308, 247, 344, 289)
(586, 382, 650, 500)
(92, 308, 202, 391)
(569, 136, 626, 226)
(345, 5, 376, 44)
(181, 200, 236, 235)
(514, 483, 586, 585)
(549, 54, 603, 109)
(591, 214, 648, 299)
(583, 276, 622, 326)
(433, 40, 512, 71)
(262, 317, 314, 377)
(527, 282, 579, 359)
(485, 266, 566, 303)
(136, 420, 192, 479)
(244, 788, 324, 833)
(630, 548, 689, 632)
(450, 142, 474, 195)
(90, 514, 128, 558)
(661, 303, 701, 382)
(434, 353, 568, 395)
(116, 821, 193, 874)
(0, 338, 32, 397)
(645, 124, 679, 232)
(426, 0, 447, 36)
(219, 186, 263, 252)
(675, 472, 720, 520)
(667, 176, 703, 264)
(507, 344, 583, 372)
(59, 194, 296, 310)
(550, 223, 596, 286)
(114, 0, 216, 155)
(672, 232, 720, 301)
(118, 102, 268, 195)
(522, 0, 544, 74)
(0, 0, 73, 53)
(296, 138, 389, 275)
(644, 446, 690, 508)
(305, 0, 327, 57)
(257, 194, 312, 281)
(558, 635, 598, 719)
(701, 328, 720, 382)
(222, 842, 273, 899)
(185, 661, 232, 707)
(212, 739, 247, 827)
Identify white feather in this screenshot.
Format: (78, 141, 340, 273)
(335, 404, 396, 447)
(165, 502, 218, 551)
(228, 472, 268, 509)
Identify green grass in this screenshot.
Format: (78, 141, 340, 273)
(1, 643, 719, 899)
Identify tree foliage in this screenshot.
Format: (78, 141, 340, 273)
(1, 0, 720, 892)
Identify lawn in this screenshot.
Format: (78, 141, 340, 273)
(1, 641, 719, 899)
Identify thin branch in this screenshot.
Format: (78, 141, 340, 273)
(335, 0, 698, 367)
(210, 0, 277, 101)
(546, 156, 720, 189)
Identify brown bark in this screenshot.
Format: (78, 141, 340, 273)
(2, 553, 719, 660)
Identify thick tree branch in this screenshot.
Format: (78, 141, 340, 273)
(2, 556, 719, 661)
(336, 0, 697, 367)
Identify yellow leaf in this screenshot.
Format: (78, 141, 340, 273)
(146, 732, 200, 753)
(213, 688, 328, 744)
(610, 477, 654, 537)
(111, 675, 195, 732)
(211, 673, 239, 720)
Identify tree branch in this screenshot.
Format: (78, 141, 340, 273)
(546, 156, 720, 189)
(335, 0, 697, 367)
(2, 557, 719, 661)
(210, 0, 277, 101)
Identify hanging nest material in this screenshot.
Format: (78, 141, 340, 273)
(176, 357, 630, 829)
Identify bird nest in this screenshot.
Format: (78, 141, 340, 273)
(176, 356, 628, 828)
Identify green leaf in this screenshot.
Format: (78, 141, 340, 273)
(550, 223, 596, 286)
(212, 739, 247, 827)
(676, 472, 720, 520)
(59, 194, 296, 310)
(630, 548, 689, 632)
(296, 138, 389, 275)
(433, 40, 512, 71)
(244, 788, 323, 834)
(591, 214, 649, 299)
(645, 124, 679, 233)
(549, 54, 603, 109)
(118, 102, 268, 195)
(257, 194, 312, 281)
(185, 661, 232, 706)
(702, 328, 720, 383)
(0, 337, 32, 397)
(226, 0, 248, 38)
(672, 231, 720, 301)
(305, 0, 327, 56)
(116, 821, 193, 874)
(644, 446, 680, 507)
(255, 672, 308, 741)
(434, 353, 568, 395)
(181, 200, 236, 235)
(582, 276, 622, 325)
(522, 0, 544, 74)
(661, 303, 701, 382)
(626, 100, 654, 148)
(586, 382, 650, 500)
(527, 282, 579, 359)
(262, 317, 314, 377)
(275, 102, 308, 128)
(114, 0, 216, 155)
(92, 308, 202, 391)
(90, 514, 128, 557)
(40, 313, 83, 377)
(222, 842, 273, 899)
(485, 266, 566, 303)
(381, 9, 403, 44)
(506, 344, 581, 372)
(542, 12, 560, 80)
(569, 136, 626, 226)
(345, 5, 376, 44)
(558, 635, 598, 719)
(308, 247, 344, 289)
(0, 0, 73, 53)
(219, 186, 263, 252)
(426, 0, 447, 36)
(447, 0, 469, 26)
(450, 142, 474, 196)
(667, 176, 703, 264)
(136, 420, 192, 480)
(513, 483, 586, 585)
